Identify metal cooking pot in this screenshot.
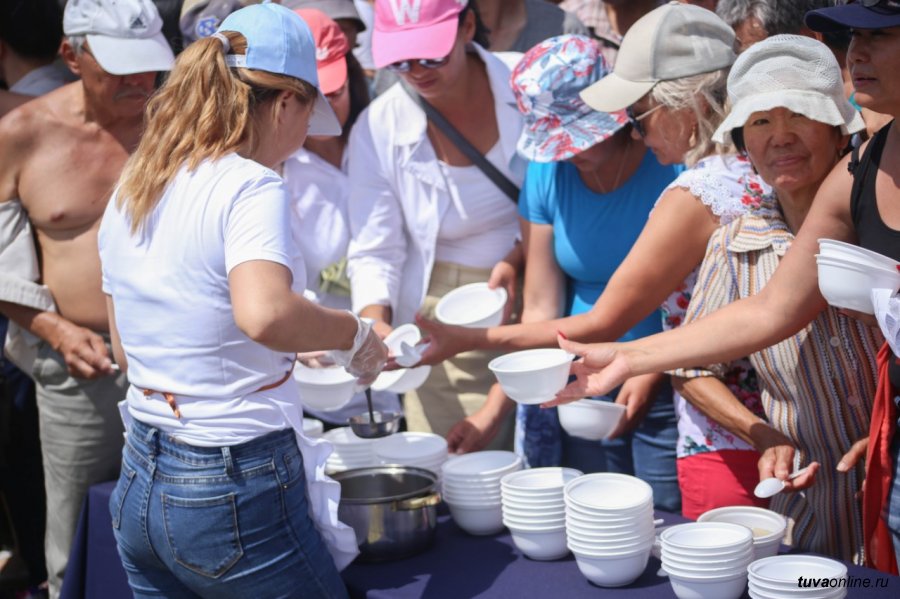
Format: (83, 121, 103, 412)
(333, 465, 441, 562)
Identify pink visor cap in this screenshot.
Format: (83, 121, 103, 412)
(372, 0, 468, 69)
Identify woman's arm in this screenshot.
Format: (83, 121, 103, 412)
(106, 295, 127, 375)
(420, 186, 720, 363)
(551, 153, 859, 402)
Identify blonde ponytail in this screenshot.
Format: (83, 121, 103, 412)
(117, 31, 317, 235)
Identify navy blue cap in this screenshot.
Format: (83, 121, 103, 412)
(806, 1, 900, 32)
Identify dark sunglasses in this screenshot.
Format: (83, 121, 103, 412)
(625, 104, 663, 137)
(385, 55, 451, 73)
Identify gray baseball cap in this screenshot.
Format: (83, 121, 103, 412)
(580, 1, 736, 112)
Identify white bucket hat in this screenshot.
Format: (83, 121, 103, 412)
(712, 34, 865, 144)
(64, 0, 175, 75)
(580, 1, 735, 113)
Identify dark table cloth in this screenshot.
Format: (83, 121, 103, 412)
(61, 482, 900, 599)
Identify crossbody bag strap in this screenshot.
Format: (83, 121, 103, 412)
(402, 83, 520, 203)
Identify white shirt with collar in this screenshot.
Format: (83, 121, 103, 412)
(346, 44, 525, 326)
(10, 61, 76, 96)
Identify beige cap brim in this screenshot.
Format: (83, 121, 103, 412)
(579, 72, 656, 113)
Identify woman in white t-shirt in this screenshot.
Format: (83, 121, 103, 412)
(98, 5, 386, 598)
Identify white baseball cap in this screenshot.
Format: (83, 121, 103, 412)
(64, 0, 175, 75)
(580, 1, 735, 113)
(712, 35, 865, 144)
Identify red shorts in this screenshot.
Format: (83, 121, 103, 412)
(677, 449, 769, 519)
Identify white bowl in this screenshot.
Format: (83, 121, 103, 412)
(668, 571, 747, 599)
(662, 556, 752, 577)
(500, 467, 583, 492)
(567, 527, 655, 544)
(508, 527, 569, 561)
(748, 579, 846, 598)
(488, 349, 573, 405)
(571, 547, 651, 587)
(557, 400, 626, 441)
(435, 282, 507, 328)
(294, 363, 357, 412)
(302, 418, 324, 438)
(564, 473, 654, 511)
(371, 324, 432, 393)
(819, 238, 899, 270)
(697, 506, 787, 559)
(442, 450, 523, 478)
(748, 555, 847, 586)
(502, 518, 567, 532)
(816, 254, 900, 314)
(660, 522, 753, 554)
(373, 432, 447, 461)
(569, 535, 654, 552)
(502, 504, 565, 519)
(447, 503, 504, 536)
(501, 493, 565, 508)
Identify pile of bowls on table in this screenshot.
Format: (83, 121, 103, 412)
(697, 505, 787, 559)
(748, 555, 848, 599)
(564, 473, 657, 587)
(323, 427, 377, 473)
(660, 522, 754, 599)
(500, 467, 582, 561)
(817, 238, 900, 314)
(441, 450, 523, 535)
(373, 432, 448, 477)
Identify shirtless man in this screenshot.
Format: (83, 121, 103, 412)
(0, 1, 173, 596)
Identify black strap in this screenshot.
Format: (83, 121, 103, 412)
(850, 123, 892, 225)
(402, 84, 520, 203)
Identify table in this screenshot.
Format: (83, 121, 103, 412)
(61, 482, 900, 599)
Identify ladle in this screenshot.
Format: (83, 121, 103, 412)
(753, 465, 811, 499)
(348, 388, 401, 438)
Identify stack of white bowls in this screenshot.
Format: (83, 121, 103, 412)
(441, 451, 523, 535)
(500, 467, 582, 560)
(564, 473, 656, 587)
(660, 522, 753, 599)
(697, 506, 787, 559)
(373, 432, 448, 475)
(322, 427, 376, 473)
(748, 555, 848, 599)
(302, 417, 324, 438)
(817, 238, 900, 314)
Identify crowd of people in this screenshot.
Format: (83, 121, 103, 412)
(0, 0, 899, 597)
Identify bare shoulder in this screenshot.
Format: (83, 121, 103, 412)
(0, 83, 80, 202)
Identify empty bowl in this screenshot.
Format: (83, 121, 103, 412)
(294, 363, 357, 412)
(371, 324, 432, 393)
(447, 503, 504, 536)
(557, 399, 625, 440)
(435, 282, 507, 328)
(571, 547, 652, 587)
(564, 473, 654, 512)
(508, 527, 568, 561)
(819, 238, 899, 270)
(668, 570, 747, 599)
(488, 349, 573, 405)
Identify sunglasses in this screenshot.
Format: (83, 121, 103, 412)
(626, 104, 663, 137)
(385, 55, 451, 73)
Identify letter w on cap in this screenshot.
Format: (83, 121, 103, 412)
(388, 0, 422, 25)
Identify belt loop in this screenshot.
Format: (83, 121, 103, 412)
(222, 446, 234, 475)
(143, 426, 159, 460)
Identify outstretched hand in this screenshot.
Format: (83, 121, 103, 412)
(541, 336, 632, 408)
(414, 313, 475, 366)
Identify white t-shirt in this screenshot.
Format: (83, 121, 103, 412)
(435, 143, 520, 269)
(99, 153, 307, 445)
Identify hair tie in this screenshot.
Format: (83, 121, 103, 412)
(211, 32, 231, 53)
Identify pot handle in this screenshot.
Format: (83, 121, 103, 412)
(396, 492, 441, 511)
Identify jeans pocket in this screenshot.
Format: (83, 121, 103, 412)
(109, 462, 136, 530)
(162, 492, 244, 578)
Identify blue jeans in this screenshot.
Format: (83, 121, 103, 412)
(111, 419, 348, 599)
(561, 383, 681, 514)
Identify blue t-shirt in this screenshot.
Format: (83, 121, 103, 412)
(518, 151, 680, 341)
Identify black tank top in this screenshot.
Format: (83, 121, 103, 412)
(849, 122, 900, 387)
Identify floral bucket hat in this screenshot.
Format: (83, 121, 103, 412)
(511, 34, 628, 163)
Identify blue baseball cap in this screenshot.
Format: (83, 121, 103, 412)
(805, 0, 900, 32)
(218, 1, 341, 135)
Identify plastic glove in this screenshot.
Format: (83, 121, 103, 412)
(328, 312, 388, 386)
